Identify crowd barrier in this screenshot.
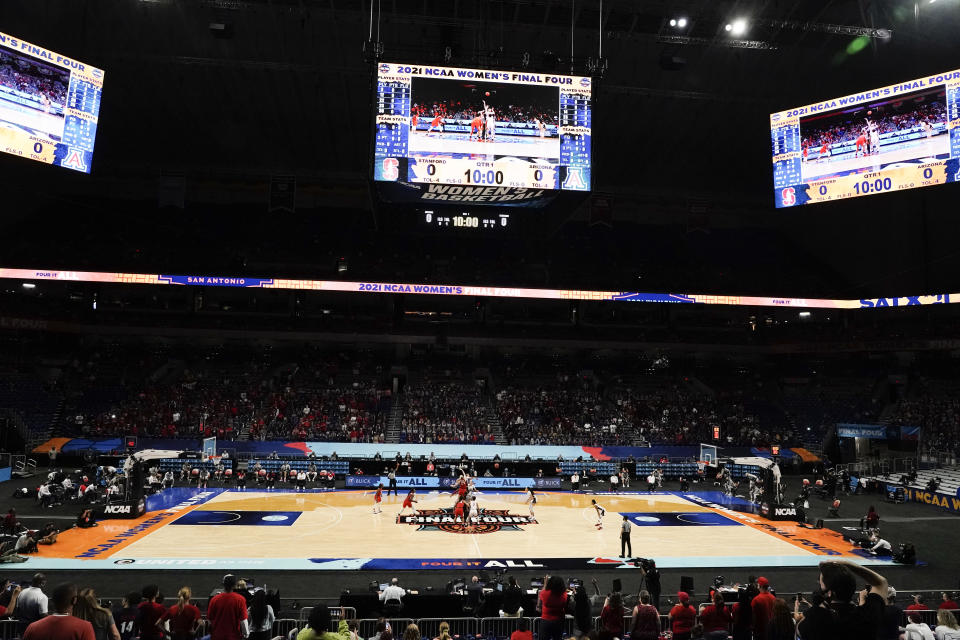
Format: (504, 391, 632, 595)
(345, 476, 562, 489)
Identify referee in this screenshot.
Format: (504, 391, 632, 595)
(387, 463, 398, 496)
(620, 515, 632, 557)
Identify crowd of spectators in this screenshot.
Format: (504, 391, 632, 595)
(886, 378, 960, 457)
(4, 561, 959, 640)
(0, 51, 68, 107)
(400, 382, 493, 444)
(803, 101, 946, 150)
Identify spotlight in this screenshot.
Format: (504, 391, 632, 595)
(677, 17, 688, 28)
(21, 283, 36, 289)
(728, 19, 748, 36)
(670, 18, 677, 27)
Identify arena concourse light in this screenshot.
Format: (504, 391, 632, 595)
(669, 17, 688, 28)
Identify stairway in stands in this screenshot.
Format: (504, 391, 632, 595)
(385, 394, 404, 443)
(484, 400, 508, 445)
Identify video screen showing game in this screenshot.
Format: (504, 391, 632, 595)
(771, 68, 960, 207)
(0, 32, 103, 173)
(374, 63, 591, 198)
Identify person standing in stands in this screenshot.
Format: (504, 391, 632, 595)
(629, 590, 661, 640)
(16, 573, 49, 636)
(500, 576, 524, 617)
(112, 593, 141, 640)
(639, 561, 661, 609)
(750, 577, 776, 639)
(600, 592, 625, 638)
(136, 585, 165, 640)
(536, 576, 569, 640)
(669, 592, 696, 640)
(246, 590, 275, 640)
(698, 591, 731, 640)
(208, 574, 249, 640)
(158, 587, 200, 640)
(73, 588, 121, 640)
(940, 593, 960, 611)
(23, 583, 95, 640)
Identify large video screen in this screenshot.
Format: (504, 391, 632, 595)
(771, 69, 960, 207)
(0, 31, 103, 173)
(373, 63, 591, 198)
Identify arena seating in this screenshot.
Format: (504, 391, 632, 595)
(400, 381, 494, 445)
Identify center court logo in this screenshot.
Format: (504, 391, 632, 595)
(398, 508, 537, 534)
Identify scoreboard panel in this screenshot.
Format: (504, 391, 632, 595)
(0, 31, 103, 173)
(374, 62, 592, 199)
(771, 68, 960, 207)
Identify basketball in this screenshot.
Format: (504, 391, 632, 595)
(868, 110, 872, 115)
(485, 91, 490, 96)
(191, 468, 199, 476)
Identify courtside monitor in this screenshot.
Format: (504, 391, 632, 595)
(373, 63, 591, 205)
(771, 68, 960, 207)
(0, 31, 103, 173)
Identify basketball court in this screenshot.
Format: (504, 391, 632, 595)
(801, 134, 949, 181)
(408, 129, 560, 161)
(21, 487, 895, 572)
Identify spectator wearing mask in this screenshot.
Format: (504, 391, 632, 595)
(208, 575, 249, 640)
(23, 582, 94, 640)
(247, 590, 275, 640)
(73, 588, 121, 640)
(795, 559, 888, 640)
(669, 592, 696, 640)
(629, 590, 661, 640)
(159, 587, 200, 640)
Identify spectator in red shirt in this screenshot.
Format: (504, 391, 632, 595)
(907, 595, 931, 611)
(599, 592, 624, 638)
(940, 593, 960, 611)
(159, 587, 201, 640)
(699, 592, 732, 640)
(23, 582, 95, 640)
(208, 574, 249, 640)
(537, 576, 569, 640)
(750, 577, 776, 639)
(509, 617, 533, 640)
(669, 592, 696, 640)
(136, 585, 166, 640)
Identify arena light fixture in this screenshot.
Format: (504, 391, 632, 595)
(669, 17, 688, 28)
(728, 19, 748, 36)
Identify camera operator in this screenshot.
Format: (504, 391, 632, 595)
(639, 561, 661, 609)
(795, 559, 888, 640)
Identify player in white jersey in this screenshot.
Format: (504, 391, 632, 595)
(922, 120, 934, 138)
(483, 102, 496, 141)
(533, 118, 546, 138)
(865, 117, 880, 155)
(468, 495, 480, 525)
(591, 499, 606, 529)
(525, 488, 537, 517)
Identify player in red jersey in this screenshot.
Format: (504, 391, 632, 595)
(400, 489, 418, 516)
(470, 113, 483, 141)
(373, 483, 383, 514)
(855, 131, 868, 158)
(818, 141, 831, 161)
(453, 497, 466, 522)
(802, 142, 809, 162)
(411, 111, 419, 133)
(428, 113, 444, 134)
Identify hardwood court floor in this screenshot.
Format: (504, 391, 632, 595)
(29, 489, 890, 571)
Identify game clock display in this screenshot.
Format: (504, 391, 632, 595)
(771, 67, 960, 207)
(374, 62, 592, 194)
(0, 31, 104, 173)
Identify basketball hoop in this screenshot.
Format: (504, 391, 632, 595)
(696, 461, 708, 474)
